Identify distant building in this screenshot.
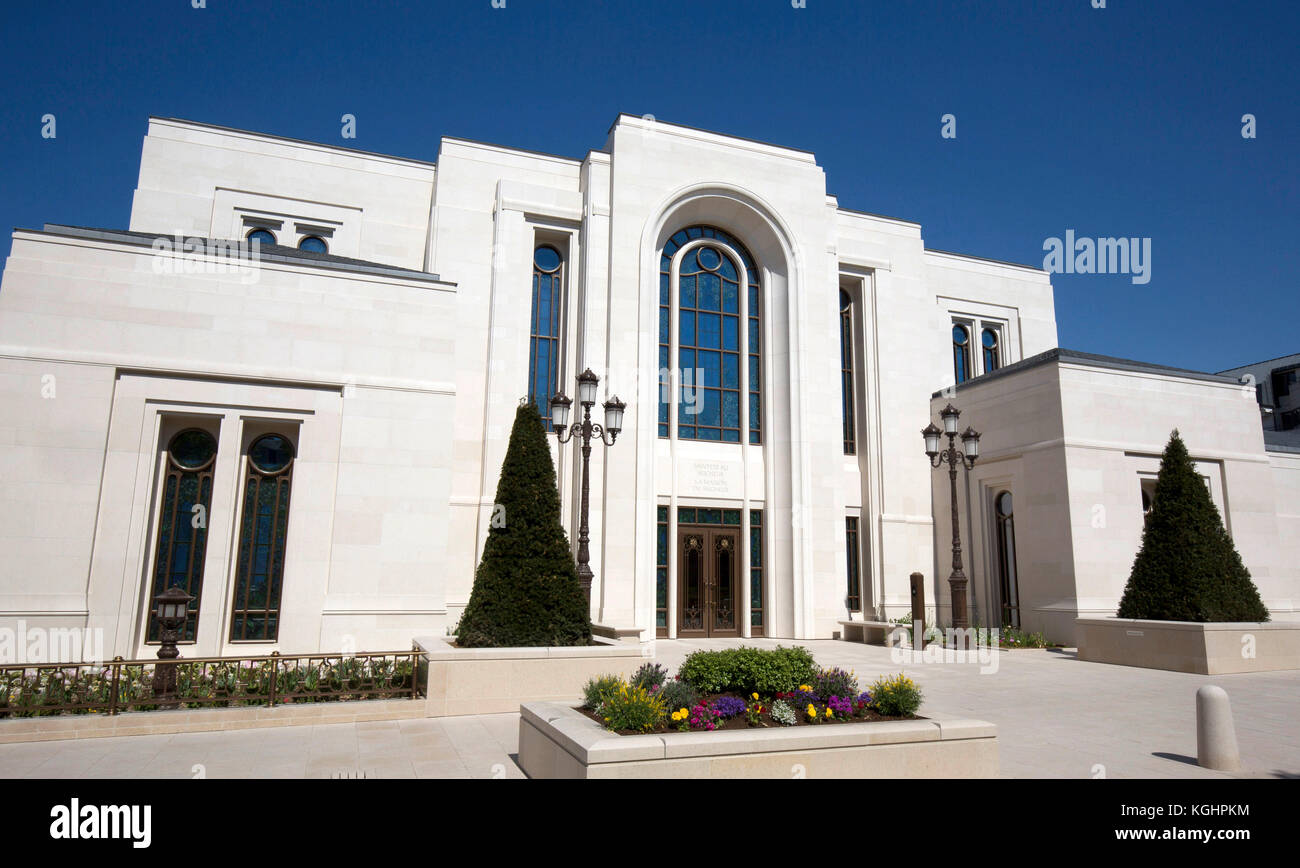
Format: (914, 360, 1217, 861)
(1218, 353, 1300, 449)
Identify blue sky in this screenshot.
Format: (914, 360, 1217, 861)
(1, 0, 1294, 372)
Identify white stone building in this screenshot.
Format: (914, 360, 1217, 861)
(0, 115, 1295, 659)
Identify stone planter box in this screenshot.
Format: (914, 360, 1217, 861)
(413, 636, 651, 717)
(518, 701, 998, 779)
(1075, 617, 1300, 674)
(0, 698, 424, 744)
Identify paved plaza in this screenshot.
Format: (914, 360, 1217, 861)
(1, 639, 1296, 779)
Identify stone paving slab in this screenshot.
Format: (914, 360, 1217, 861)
(0, 638, 1294, 779)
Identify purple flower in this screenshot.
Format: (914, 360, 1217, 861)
(712, 695, 747, 719)
(827, 695, 853, 718)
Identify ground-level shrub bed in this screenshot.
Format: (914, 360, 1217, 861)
(580, 647, 923, 735)
(0, 656, 417, 718)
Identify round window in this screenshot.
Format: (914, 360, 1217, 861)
(953, 324, 969, 345)
(997, 491, 1014, 517)
(696, 246, 722, 271)
(249, 434, 294, 474)
(298, 236, 328, 254)
(246, 229, 276, 247)
(533, 245, 561, 273)
(169, 429, 217, 470)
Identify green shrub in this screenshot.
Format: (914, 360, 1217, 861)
(629, 662, 668, 692)
(869, 673, 922, 717)
(1117, 431, 1269, 622)
(581, 674, 624, 710)
(597, 682, 666, 733)
(677, 646, 818, 695)
(457, 404, 593, 647)
(656, 678, 699, 713)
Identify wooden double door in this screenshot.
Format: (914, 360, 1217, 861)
(677, 526, 740, 638)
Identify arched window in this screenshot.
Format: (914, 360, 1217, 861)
(982, 327, 1001, 373)
(659, 226, 761, 443)
(230, 434, 295, 642)
(840, 289, 856, 454)
(953, 324, 972, 385)
(147, 428, 217, 642)
(995, 491, 1019, 629)
(529, 245, 564, 429)
(298, 235, 328, 254)
(246, 228, 276, 247)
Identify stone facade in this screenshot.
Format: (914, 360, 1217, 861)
(0, 115, 1294, 658)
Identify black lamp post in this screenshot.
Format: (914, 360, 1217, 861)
(922, 403, 981, 631)
(551, 368, 625, 603)
(151, 586, 193, 707)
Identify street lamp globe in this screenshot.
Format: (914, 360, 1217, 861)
(603, 396, 626, 437)
(961, 426, 981, 461)
(921, 423, 942, 457)
(940, 403, 961, 435)
(154, 586, 192, 623)
(549, 392, 572, 434)
(577, 368, 600, 406)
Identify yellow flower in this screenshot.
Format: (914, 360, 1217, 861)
(826, 708, 834, 718)
(752, 692, 759, 700)
(806, 704, 817, 718)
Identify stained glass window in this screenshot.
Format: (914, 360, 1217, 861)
(845, 516, 862, 612)
(146, 428, 217, 643)
(995, 492, 1019, 629)
(529, 245, 564, 429)
(230, 434, 295, 642)
(656, 506, 668, 631)
(659, 226, 761, 443)
(750, 510, 764, 633)
(841, 290, 856, 454)
(246, 228, 275, 247)
(298, 235, 328, 254)
(982, 327, 1000, 373)
(953, 323, 971, 384)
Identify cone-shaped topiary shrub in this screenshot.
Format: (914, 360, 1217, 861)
(1116, 430, 1268, 622)
(456, 403, 593, 647)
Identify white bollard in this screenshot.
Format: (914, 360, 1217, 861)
(1196, 685, 1241, 772)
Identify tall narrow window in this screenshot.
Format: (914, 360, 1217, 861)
(656, 506, 668, 634)
(147, 429, 217, 642)
(659, 226, 762, 443)
(845, 516, 862, 612)
(230, 434, 295, 642)
(953, 324, 972, 384)
(995, 492, 1019, 629)
(529, 245, 564, 429)
(840, 289, 856, 454)
(750, 510, 764, 634)
(982, 327, 1001, 373)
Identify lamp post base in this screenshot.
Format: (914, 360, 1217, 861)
(948, 575, 969, 631)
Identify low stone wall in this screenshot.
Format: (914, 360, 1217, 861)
(518, 701, 998, 779)
(0, 698, 424, 744)
(414, 636, 651, 717)
(1075, 617, 1300, 674)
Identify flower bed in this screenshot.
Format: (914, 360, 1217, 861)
(0, 652, 420, 718)
(578, 650, 923, 735)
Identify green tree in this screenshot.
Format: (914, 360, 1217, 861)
(1117, 430, 1268, 622)
(456, 403, 592, 647)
